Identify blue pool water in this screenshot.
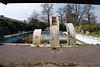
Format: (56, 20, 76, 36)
(76, 34, 100, 44)
(41, 34, 67, 40)
(59, 32, 100, 44)
(41, 32, 100, 44)
(0, 32, 32, 43)
(41, 31, 63, 34)
(41, 34, 84, 45)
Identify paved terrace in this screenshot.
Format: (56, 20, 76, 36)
(0, 45, 100, 66)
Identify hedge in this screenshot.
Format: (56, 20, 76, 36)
(81, 24, 100, 33)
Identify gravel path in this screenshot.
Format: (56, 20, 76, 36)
(0, 45, 100, 66)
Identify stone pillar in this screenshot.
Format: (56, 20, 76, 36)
(32, 29, 42, 46)
(50, 16, 59, 46)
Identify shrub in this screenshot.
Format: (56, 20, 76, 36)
(81, 24, 100, 34)
(27, 19, 48, 31)
(27, 38, 32, 43)
(0, 35, 5, 41)
(75, 26, 79, 29)
(51, 46, 56, 50)
(96, 43, 99, 45)
(8, 22, 17, 34)
(97, 31, 100, 35)
(36, 45, 40, 47)
(41, 40, 49, 44)
(59, 23, 66, 31)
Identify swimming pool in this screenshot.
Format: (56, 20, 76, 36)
(41, 31, 100, 45)
(0, 32, 32, 43)
(41, 34, 67, 40)
(1, 31, 100, 45)
(76, 34, 100, 44)
(41, 32, 84, 45)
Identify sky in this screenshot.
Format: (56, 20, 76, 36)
(0, 3, 100, 23)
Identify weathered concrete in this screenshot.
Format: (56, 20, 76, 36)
(0, 45, 100, 66)
(50, 16, 59, 46)
(64, 23, 76, 46)
(33, 29, 42, 45)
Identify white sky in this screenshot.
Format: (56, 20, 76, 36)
(0, 3, 100, 23)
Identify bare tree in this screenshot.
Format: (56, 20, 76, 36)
(71, 4, 87, 26)
(64, 4, 95, 26)
(90, 14, 96, 24)
(28, 10, 40, 23)
(41, 3, 54, 26)
(57, 7, 65, 23)
(84, 4, 96, 24)
(31, 10, 40, 20)
(64, 4, 73, 23)
(64, 4, 96, 26)
(40, 14, 48, 22)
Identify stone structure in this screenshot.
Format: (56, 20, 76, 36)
(50, 16, 59, 46)
(64, 23, 76, 46)
(86, 31, 90, 35)
(32, 29, 42, 46)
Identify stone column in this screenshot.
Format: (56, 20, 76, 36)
(50, 16, 59, 46)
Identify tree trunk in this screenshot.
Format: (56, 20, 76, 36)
(47, 13, 50, 31)
(61, 16, 62, 23)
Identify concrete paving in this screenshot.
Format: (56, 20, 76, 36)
(0, 45, 100, 66)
